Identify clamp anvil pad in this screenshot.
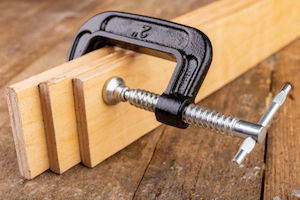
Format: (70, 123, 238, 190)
(69, 11, 291, 166)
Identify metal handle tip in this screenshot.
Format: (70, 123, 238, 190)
(282, 83, 292, 94)
(231, 137, 256, 167)
(232, 149, 248, 167)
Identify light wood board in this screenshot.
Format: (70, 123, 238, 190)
(39, 51, 134, 174)
(6, 47, 116, 179)
(72, 0, 300, 168)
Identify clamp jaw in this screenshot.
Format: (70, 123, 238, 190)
(67, 11, 212, 129)
(68, 11, 291, 166)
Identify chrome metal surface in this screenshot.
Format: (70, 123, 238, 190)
(231, 83, 292, 166)
(102, 77, 127, 105)
(182, 105, 266, 141)
(259, 83, 292, 127)
(233, 120, 266, 143)
(103, 77, 291, 167)
(182, 104, 239, 137)
(124, 89, 159, 112)
(231, 137, 256, 167)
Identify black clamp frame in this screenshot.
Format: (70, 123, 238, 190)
(67, 11, 213, 129)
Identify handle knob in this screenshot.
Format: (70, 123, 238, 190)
(231, 83, 292, 166)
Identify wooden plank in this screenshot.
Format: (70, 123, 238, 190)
(133, 58, 273, 199)
(263, 38, 300, 199)
(39, 51, 134, 174)
(4, 0, 215, 180)
(6, 47, 116, 179)
(73, 55, 171, 168)
(72, 0, 300, 168)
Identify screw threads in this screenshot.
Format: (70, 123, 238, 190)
(182, 104, 239, 136)
(123, 89, 239, 136)
(124, 89, 159, 112)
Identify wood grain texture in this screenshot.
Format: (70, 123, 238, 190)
(132, 59, 274, 199)
(8, 0, 300, 180)
(0, 0, 101, 86)
(2, 33, 299, 200)
(0, 0, 214, 87)
(1, 0, 299, 199)
(0, 30, 164, 199)
(39, 51, 134, 174)
(73, 55, 171, 168)
(263, 39, 300, 199)
(3, 60, 274, 199)
(4, 0, 216, 180)
(72, 0, 300, 169)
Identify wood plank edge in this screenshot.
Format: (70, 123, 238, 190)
(72, 78, 92, 168)
(6, 87, 32, 179)
(38, 83, 61, 174)
(40, 53, 136, 172)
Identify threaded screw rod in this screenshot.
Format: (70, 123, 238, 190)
(103, 77, 265, 140)
(102, 77, 291, 166)
(182, 104, 240, 137)
(123, 88, 159, 112)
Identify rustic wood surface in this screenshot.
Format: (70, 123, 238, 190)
(8, 0, 300, 180)
(263, 40, 300, 199)
(0, 0, 299, 199)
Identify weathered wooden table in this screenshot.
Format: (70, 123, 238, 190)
(0, 0, 299, 199)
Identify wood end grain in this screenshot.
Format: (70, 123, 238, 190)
(72, 78, 92, 168)
(6, 87, 31, 179)
(38, 82, 61, 174)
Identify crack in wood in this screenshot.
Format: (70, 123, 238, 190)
(132, 125, 167, 200)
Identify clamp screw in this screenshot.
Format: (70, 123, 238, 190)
(103, 77, 291, 166)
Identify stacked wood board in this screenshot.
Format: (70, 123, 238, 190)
(7, 0, 300, 179)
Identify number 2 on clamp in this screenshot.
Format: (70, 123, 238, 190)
(132, 25, 152, 38)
